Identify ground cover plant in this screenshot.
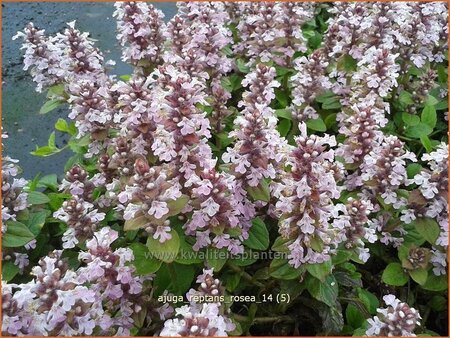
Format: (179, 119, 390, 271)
(1, 1, 449, 336)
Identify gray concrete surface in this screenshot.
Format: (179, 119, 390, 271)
(2, 2, 176, 179)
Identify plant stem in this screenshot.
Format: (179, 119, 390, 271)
(233, 313, 294, 325)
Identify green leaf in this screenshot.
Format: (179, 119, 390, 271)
(315, 91, 336, 103)
(48, 131, 56, 148)
(228, 320, 243, 336)
(28, 173, 41, 192)
(216, 132, 233, 149)
(3, 221, 35, 247)
(166, 195, 189, 216)
(55, 118, 69, 132)
(275, 66, 293, 77)
(403, 222, 427, 247)
(39, 99, 63, 114)
(421, 273, 448, 291)
(402, 112, 420, 126)
(435, 99, 448, 110)
(425, 95, 439, 106)
(130, 243, 162, 275)
(272, 236, 292, 252)
(404, 122, 432, 139)
(337, 54, 357, 72)
(120, 74, 132, 81)
(324, 113, 337, 129)
(357, 289, 379, 315)
(236, 58, 250, 73)
(222, 45, 233, 56)
(277, 118, 292, 137)
(413, 218, 440, 244)
(346, 303, 365, 328)
(47, 83, 65, 98)
(243, 217, 269, 250)
(221, 74, 242, 92)
(2, 261, 20, 282)
(322, 100, 342, 110)
(275, 88, 289, 107)
(55, 118, 77, 136)
(169, 264, 195, 294)
(399, 91, 414, 106)
(124, 215, 149, 231)
(334, 270, 362, 288)
(230, 249, 258, 267)
(420, 135, 433, 153)
(223, 271, 242, 292)
(37, 174, 58, 190)
(175, 236, 203, 265)
(306, 117, 327, 132)
(27, 211, 48, 236)
(382, 263, 409, 286)
(146, 230, 180, 263)
(332, 250, 352, 265)
(308, 31, 323, 50)
(409, 268, 428, 286)
(306, 260, 332, 282)
(246, 179, 270, 202)
(406, 163, 423, 179)
(206, 247, 228, 271)
(270, 258, 303, 280)
(303, 29, 315, 39)
(398, 244, 410, 261)
(31, 145, 63, 157)
(428, 295, 447, 311)
(421, 105, 437, 129)
(275, 109, 292, 120)
(306, 274, 339, 307)
(27, 191, 50, 205)
(47, 192, 66, 210)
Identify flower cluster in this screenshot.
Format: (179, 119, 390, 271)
(1, 156, 28, 230)
(234, 2, 315, 66)
(356, 136, 416, 205)
(7, 2, 449, 336)
(2, 228, 144, 336)
(150, 65, 214, 182)
(55, 165, 107, 248)
(161, 269, 234, 336)
(290, 50, 332, 121)
(55, 21, 109, 84)
(223, 64, 289, 188)
(334, 198, 376, 262)
(12, 23, 63, 92)
(406, 144, 448, 275)
(117, 158, 183, 243)
(271, 123, 343, 268)
(166, 2, 232, 77)
(366, 295, 421, 337)
(13, 20, 110, 93)
(66, 80, 115, 140)
(113, 2, 166, 68)
(186, 169, 252, 254)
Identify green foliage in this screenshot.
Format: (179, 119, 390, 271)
(39, 99, 64, 114)
(243, 217, 270, 250)
(3, 221, 35, 247)
(382, 263, 409, 286)
(146, 230, 180, 263)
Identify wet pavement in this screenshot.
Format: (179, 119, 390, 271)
(2, 2, 176, 178)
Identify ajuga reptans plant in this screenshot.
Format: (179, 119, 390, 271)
(3, 2, 448, 337)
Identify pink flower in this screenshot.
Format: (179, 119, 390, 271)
(149, 201, 169, 219)
(153, 226, 173, 243)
